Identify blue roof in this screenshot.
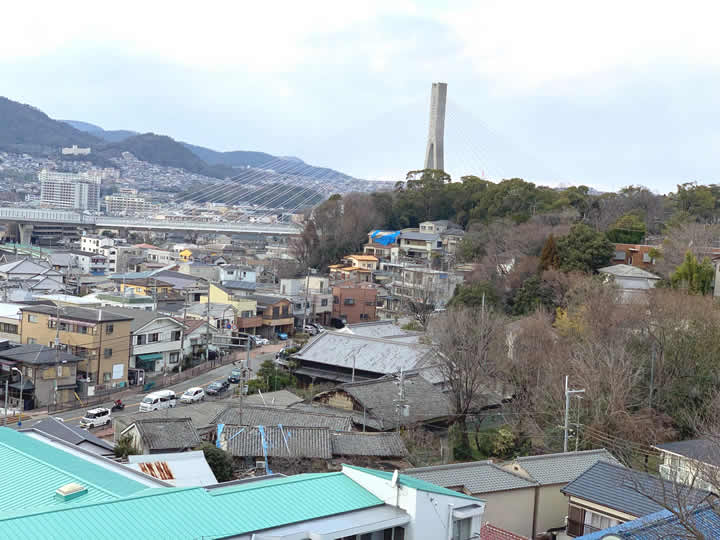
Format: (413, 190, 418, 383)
(0, 428, 149, 516)
(577, 504, 720, 539)
(0, 472, 384, 539)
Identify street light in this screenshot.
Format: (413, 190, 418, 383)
(11, 367, 23, 413)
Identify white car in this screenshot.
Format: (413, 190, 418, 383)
(252, 336, 270, 346)
(180, 387, 205, 403)
(79, 408, 111, 429)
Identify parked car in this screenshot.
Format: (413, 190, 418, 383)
(307, 322, 324, 333)
(277, 332, 289, 340)
(206, 380, 230, 395)
(79, 408, 111, 429)
(302, 325, 318, 335)
(180, 387, 205, 403)
(139, 390, 177, 412)
(252, 335, 270, 346)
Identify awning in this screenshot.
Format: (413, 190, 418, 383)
(9, 381, 35, 391)
(137, 353, 163, 361)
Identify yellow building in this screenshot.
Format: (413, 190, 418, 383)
(20, 305, 133, 389)
(201, 283, 261, 333)
(179, 249, 193, 262)
(119, 279, 173, 297)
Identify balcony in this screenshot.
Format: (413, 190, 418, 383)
(236, 315, 262, 328)
(262, 317, 294, 327)
(134, 340, 181, 356)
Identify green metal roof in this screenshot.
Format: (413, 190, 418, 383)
(344, 464, 483, 502)
(136, 352, 163, 361)
(0, 472, 384, 539)
(0, 428, 148, 516)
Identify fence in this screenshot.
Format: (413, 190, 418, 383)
(46, 353, 238, 414)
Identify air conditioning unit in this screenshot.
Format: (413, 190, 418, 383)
(255, 461, 266, 471)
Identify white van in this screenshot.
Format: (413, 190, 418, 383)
(139, 390, 177, 412)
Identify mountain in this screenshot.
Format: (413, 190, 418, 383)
(0, 97, 100, 154)
(62, 120, 138, 143)
(98, 134, 235, 178)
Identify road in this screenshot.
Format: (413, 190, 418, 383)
(15, 348, 280, 429)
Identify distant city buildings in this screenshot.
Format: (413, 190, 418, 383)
(105, 188, 151, 215)
(61, 145, 91, 156)
(39, 169, 100, 211)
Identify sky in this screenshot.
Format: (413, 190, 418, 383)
(3, 1, 720, 193)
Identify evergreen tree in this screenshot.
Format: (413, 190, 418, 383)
(556, 224, 614, 273)
(671, 251, 714, 295)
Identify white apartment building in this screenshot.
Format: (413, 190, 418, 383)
(80, 235, 115, 254)
(70, 251, 110, 276)
(105, 188, 151, 215)
(61, 145, 91, 156)
(39, 169, 100, 211)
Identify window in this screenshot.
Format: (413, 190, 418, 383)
(343, 298, 355, 305)
(241, 311, 254, 318)
(583, 510, 619, 534)
(321, 299, 328, 307)
(452, 518, 472, 540)
(272, 307, 280, 317)
(171, 330, 181, 341)
(136, 335, 146, 345)
(169, 352, 179, 364)
(360, 313, 369, 320)
(104, 348, 113, 358)
(281, 306, 289, 316)
(56, 365, 63, 377)
(295, 303, 302, 310)
(149, 333, 159, 343)
(0, 323, 18, 334)
(105, 324, 114, 335)
(27, 314, 38, 323)
(103, 372, 111, 382)
(333, 296, 339, 304)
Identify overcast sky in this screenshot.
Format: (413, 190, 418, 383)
(4, 1, 720, 192)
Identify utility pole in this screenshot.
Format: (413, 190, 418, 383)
(3, 379, 8, 426)
(179, 291, 188, 374)
(394, 369, 407, 432)
(204, 278, 211, 365)
(563, 375, 585, 452)
(301, 269, 311, 330)
(649, 343, 656, 409)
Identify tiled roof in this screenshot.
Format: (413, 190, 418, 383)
(28, 418, 114, 453)
(509, 449, 620, 485)
(480, 523, 528, 540)
(561, 461, 711, 518)
(576, 504, 720, 539)
(0, 472, 384, 539)
(220, 425, 332, 459)
(220, 280, 257, 291)
(0, 344, 82, 365)
(0, 427, 148, 516)
(405, 460, 538, 494)
(330, 431, 407, 457)
(113, 400, 232, 432)
(20, 305, 134, 322)
(290, 402, 385, 431)
(128, 418, 201, 451)
(334, 373, 451, 428)
(242, 389, 304, 408)
(212, 405, 352, 432)
(598, 264, 660, 279)
(654, 439, 720, 467)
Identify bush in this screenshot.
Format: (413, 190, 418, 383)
(114, 434, 139, 459)
(200, 443, 234, 482)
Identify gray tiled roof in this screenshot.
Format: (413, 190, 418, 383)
(405, 461, 538, 494)
(220, 425, 332, 459)
(598, 264, 660, 280)
(0, 344, 81, 365)
(220, 280, 257, 291)
(129, 417, 201, 451)
(101, 306, 181, 332)
(290, 403, 384, 431)
(113, 400, 233, 433)
(561, 461, 710, 517)
(242, 389, 304, 408)
(654, 439, 720, 467)
(29, 418, 115, 453)
(401, 231, 440, 241)
(212, 405, 352, 431)
(510, 449, 620, 485)
(293, 331, 432, 376)
(332, 373, 451, 428)
(344, 320, 413, 339)
(330, 432, 408, 457)
(20, 305, 133, 322)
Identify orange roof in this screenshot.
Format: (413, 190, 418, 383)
(347, 254, 378, 261)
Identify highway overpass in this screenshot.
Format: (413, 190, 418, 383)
(0, 207, 301, 244)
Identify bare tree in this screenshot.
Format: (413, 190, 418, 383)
(655, 222, 720, 277)
(428, 307, 507, 453)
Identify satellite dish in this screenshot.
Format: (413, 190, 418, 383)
(391, 470, 399, 488)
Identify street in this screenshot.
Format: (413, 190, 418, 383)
(13, 347, 281, 429)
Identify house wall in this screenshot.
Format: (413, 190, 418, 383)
(332, 286, 378, 324)
(131, 318, 183, 372)
(535, 484, 573, 534)
(0, 315, 21, 343)
(122, 425, 147, 454)
(32, 363, 78, 406)
(344, 466, 484, 540)
(479, 488, 536, 538)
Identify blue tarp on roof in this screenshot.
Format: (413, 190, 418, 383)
(370, 230, 400, 246)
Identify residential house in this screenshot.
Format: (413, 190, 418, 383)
(441, 228, 465, 256)
(503, 449, 621, 535)
(252, 294, 293, 338)
(27, 417, 115, 456)
(562, 460, 710, 537)
(35, 293, 102, 309)
(69, 251, 110, 276)
(85, 291, 156, 311)
(598, 264, 661, 291)
(19, 305, 132, 390)
(212, 404, 353, 431)
(119, 278, 174, 298)
(127, 451, 218, 487)
(0, 343, 82, 408)
(575, 504, 720, 539)
(286, 330, 433, 384)
(363, 230, 401, 261)
(79, 235, 115, 255)
(0, 258, 60, 281)
(611, 243, 657, 269)
(312, 373, 452, 431)
(0, 447, 485, 540)
(220, 264, 257, 283)
(0, 302, 25, 343)
(144, 247, 176, 266)
(186, 302, 239, 331)
(176, 262, 220, 282)
(387, 264, 464, 310)
(103, 306, 185, 374)
(654, 438, 719, 492)
(332, 283, 379, 324)
(408, 450, 620, 538)
(398, 230, 444, 261)
(203, 283, 261, 333)
(121, 417, 201, 454)
(278, 276, 333, 326)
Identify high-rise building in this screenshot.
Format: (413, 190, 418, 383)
(39, 169, 101, 211)
(104, 188, 151, 215)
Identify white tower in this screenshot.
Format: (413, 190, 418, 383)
(424, 82, 447, 171)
